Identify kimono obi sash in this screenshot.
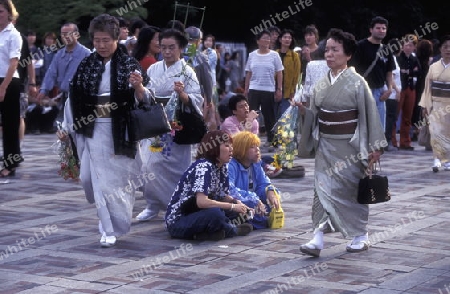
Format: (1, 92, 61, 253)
(431, 81, 450, 98)
(85, 96, 113, 118)
(318, 108, 358, 135)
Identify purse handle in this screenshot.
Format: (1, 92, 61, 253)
(366, 159, 381, 179)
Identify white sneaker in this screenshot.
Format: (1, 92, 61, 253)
(100, 234, 116, 247)
(432, 158, 441, 172)
(136, 208, 158, 221)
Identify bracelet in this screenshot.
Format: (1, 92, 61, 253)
(230, 203, 235, 211)
(29, 83, 36, 86)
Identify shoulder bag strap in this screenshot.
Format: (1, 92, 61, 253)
(363, 44, 383, 78)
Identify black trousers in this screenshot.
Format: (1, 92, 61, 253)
(0, 77, 21, 169)
(385, 99, 398, 143)
(248, 89, 276, 143)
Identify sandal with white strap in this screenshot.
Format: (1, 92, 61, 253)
(346, 234, 370, 253)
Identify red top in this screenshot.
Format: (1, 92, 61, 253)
(139, 56, 157, 71)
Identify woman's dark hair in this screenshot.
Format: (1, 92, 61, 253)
(89, 14, 120, 41)
(230, 51, 239, 61)
(43, 32, 57, 42)
(116, 16, 129, 29)
(228, 94, 248, 111)
(255, 29, 271, 41)
(276, 29, 296, 50)
(165, 19, 185, 33)
(196, 130, 232, 163)
(159, 28, 188, 49)
(133, 26, 161, 62)
(416, 39, 433, 60)
(202, 34, 215, 49)
(129, 18, 147, 36)
(326, 28, 357, 57)
(304, 24, 319, 42)
(440, 35, 450, 47)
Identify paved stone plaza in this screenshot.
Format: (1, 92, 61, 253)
(0, 133, 449, 293)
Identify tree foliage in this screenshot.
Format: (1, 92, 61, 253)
(14, 0, 147, 44)
(11, 0, 450, 49)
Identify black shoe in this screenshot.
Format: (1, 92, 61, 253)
(193, 230, 226, 241)
(399, 146, 414, 151)
(236, 223, 253, 236)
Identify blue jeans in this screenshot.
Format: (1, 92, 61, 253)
(371, 87, 386, 131)
(167, 208, 236, 239)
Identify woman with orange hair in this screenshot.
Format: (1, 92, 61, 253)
(228, 131, 281, 229)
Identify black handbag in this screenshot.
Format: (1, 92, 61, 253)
(173, 103, 207, 145)
(128, 96, 171, 142)
(357, 160, 391, 204)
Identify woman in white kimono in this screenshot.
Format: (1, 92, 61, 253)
(294, 29, 385, 257)
(60, 14, 150, 247)
(135, 29, 204, 221)
(419, 35, 450, 172)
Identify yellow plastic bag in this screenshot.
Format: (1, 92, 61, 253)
(267, 187, 285, 229)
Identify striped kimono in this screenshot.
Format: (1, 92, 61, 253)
(299, 67, 386, 238)
(419, 59, 450, 163)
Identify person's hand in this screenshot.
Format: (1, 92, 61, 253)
(255, 200, 267, 215)
(422, 107, 428, 117)
(28, 85, 37, 98)
(291, 100, 306, 115)
(380, 90, 391, 101)
(56, 129, 68, 141)
(267, 190, 280, 210)
(247, 110, 259, 121)
(36, 92, 47, 104)
(275, 89, 282, 101)
(369, 150, 382, 163)
(173, 80, 185, 95)
(233, 202, 251, 214)
(129, 70, 143, 89)
(302, 46, 311, 61)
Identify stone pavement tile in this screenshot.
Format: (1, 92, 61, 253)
(1, 134, 450, 293)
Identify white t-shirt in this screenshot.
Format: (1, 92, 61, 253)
(386, 55, 401, 100)
(0, 23, 22, 78)
(245, 50, 283, 92)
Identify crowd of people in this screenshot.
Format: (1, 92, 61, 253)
(1, 0, 449, 256)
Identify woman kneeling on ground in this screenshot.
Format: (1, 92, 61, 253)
(165, 130, 254, 241)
